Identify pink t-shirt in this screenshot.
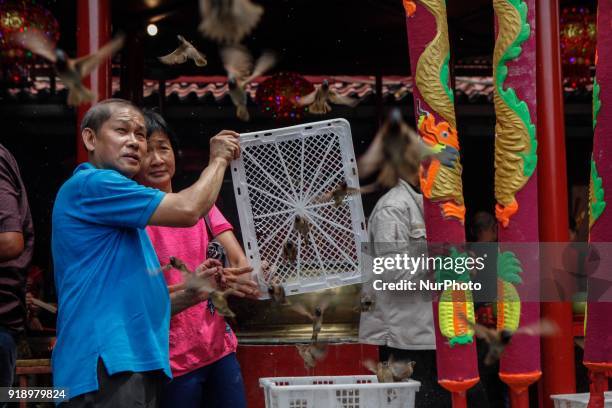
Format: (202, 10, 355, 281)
(146, 205, 237, 377)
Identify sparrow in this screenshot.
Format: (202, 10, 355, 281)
(158, 35, 207, 67)
(296, 79, 359, 115)
(460, 314, 559, 365)
(296, 342, 328, 369)
(360, 294, 374, 312)
(319, 181, 376, 207)
(357, 109, 459, 187)
(291, 298, 330, 342)
(268, 283, 290, 306)
(13, 30, 125, 106)
(207, 289, 238, 318)
(221, 45, 276, 121)
(376, 109, 423, 188)
(363, 355, 416, 383)
(168, 256, 237, 318)
(294, 215, 310, 243)
(199, 0, 263, 44)
(282, 241, 297, 263)
(261, 263, 290, 305)
(363, 360, 393, 383)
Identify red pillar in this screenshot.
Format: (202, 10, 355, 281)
(536, 0, 576, 407)
(76, 0, 112, 164)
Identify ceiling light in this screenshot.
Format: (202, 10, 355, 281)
(147, 24, 158, 36)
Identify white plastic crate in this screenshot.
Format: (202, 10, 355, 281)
(231, 119, 367, 298)
(259, 375, 420, 408)
(552, 392, 612, 408)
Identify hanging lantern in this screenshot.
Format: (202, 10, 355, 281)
(0, 0, 60, 84)
(255, 72, 314, 122)
(560, 6, 596, 88)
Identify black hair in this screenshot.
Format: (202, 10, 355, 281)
(80, 98, 142, 134)
(470, 211, 497, 238)
(142, 109, 179, 154)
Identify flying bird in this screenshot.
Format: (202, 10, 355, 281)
(291, 298, 330, 342)
(459, 314, 559, 365)
(363, 355, 415, 383)
(221, 45, 276, 121)
(168, 256, 237, 318)
(268, 283, 289, 306)
(356, 293, 375, 313)
(296, 342, 328, 369)
(13, 30, 124, 106)
(357, 108, 460, 189)
(261, 262, 290, 305)
(158, 35, 207, 67)
(199, 0, 263, 44)
(370, 109, 423, 188)
(296, 79, 359, 115)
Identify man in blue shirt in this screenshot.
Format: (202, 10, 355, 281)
(52, 99, 243, 407)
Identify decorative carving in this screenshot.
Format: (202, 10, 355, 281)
(589, 158, 606, 229)
(493, 0, 537, 228)
(593, 78, 601, 130)
(436, 248, 475, 346)
(415, 0, 456, 128)
(496, 251, 523, 332)
(418, 111, 466, 222)
(403, 0, 417, 16)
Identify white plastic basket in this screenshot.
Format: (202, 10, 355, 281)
(551, 392, 612, 408)
(259, 375, 420, 408)
(231, 119, 367, 298)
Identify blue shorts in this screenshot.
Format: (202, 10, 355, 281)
(160, 353, 246, 408)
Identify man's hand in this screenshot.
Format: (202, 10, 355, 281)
(218, 266, 260, 299)
(209, 130, 240, 165)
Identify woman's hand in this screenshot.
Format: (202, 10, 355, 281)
(219, 266, 260, 298)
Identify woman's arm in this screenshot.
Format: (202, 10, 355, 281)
(215, 230, 249, 267)
(215, 230, 260, 297)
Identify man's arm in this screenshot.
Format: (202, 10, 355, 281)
(0, 231, 23, 262)
(0, 151, 26, 262)
(170, 290, 202, 315)
(148, 131, 240, 227)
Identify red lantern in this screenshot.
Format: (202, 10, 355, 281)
(560, 6, 596, 88)
(0, 0, 59, 84)
(255, 72, 315, 122)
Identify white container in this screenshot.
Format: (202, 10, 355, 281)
(231, 119, 368, 298)
(259, 375, 420, 408)
(551, 392, 612, 408)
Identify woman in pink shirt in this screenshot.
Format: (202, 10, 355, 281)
(135, 110, 256, 408)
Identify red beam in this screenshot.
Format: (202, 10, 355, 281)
(536, 0, 576, 407)
(76, 0, 111, 164)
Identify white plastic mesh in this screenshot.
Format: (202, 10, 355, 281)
(231, 119, 367, 297)
(336, 389, 361, 408)
(288, 399, 308, 408)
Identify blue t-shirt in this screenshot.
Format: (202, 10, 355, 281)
(51, 162, 171, 398)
